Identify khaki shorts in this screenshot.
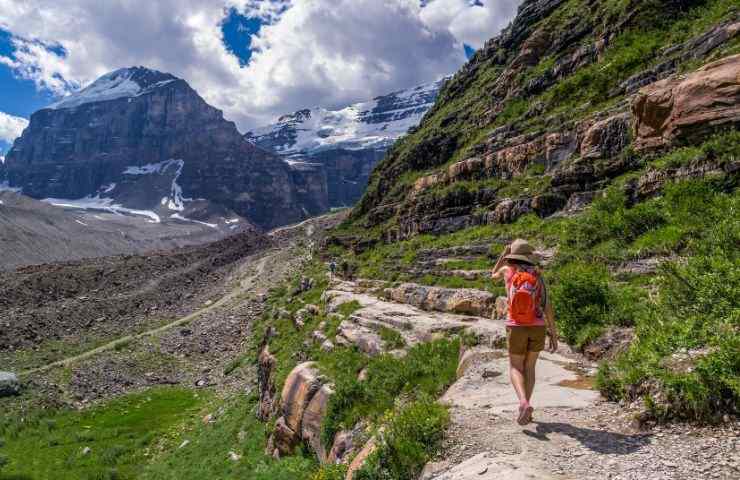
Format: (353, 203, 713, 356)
(507, 326, 546, 355)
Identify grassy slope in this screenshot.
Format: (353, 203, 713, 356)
(353, 0, 739, 227)
(335, 0, 740, 423)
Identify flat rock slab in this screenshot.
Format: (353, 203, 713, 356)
(324, 287, 506, 345)
(442, 352, 599, 414)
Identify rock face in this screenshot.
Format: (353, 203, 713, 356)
(3, 66, 317, 229)
(351, 1, 739, 241)
(632, 54, 740, 151)
(268, 362, 332, 459)
(385, 283, 496, 317)
(247, 79, 445, 208)
(257, 345, 277, 421)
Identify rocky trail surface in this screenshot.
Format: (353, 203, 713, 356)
(311, 278, 740, 480)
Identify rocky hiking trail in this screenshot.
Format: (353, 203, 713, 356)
(308, 277, 739, 480)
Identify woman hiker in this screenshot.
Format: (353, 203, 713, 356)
(491, 238, 558, 425)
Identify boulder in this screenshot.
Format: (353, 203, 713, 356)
(545, 131, 577, 169)
(488, 198, 532, 224)
(0, 371, 20, 397)
(257, 347, 277, 421)
(270, 362, 325, 456)
(579, 112, 631, 159)
(337, 322, 383, 356)
(328, 430, 356, 464)
(346, 437, 377, 480)
(485, 136, 546, 177)
(281, 362, 324, 434)
(387, 283, 495, 317)
(301, 384, 334, 463)
(632, 54, 740, 151)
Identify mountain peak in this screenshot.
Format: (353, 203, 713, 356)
(46, 66, 181, 110)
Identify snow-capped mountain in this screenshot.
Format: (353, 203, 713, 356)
(246, 77, 447, 206)
(48, 67, 179, 110)
(247, 78, 445, 154)
(3, 66, 323, 229)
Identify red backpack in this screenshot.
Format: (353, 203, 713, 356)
(508, 268, 540, 325)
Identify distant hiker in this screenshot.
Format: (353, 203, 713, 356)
(491, 238, 558, 426)
(329, 260, 337, 281)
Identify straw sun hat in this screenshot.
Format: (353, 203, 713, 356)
(504, 238, 540, 265)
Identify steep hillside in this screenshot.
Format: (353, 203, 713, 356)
(352, 0, 739, 235)
(247, 79, 445, 207)
(1, 67, 322, 229)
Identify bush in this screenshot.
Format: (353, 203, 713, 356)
(379, 327, 405, 349)
(597, 201, 740, 420)
(355, 398, 449, 480)
(312, 464, 348, 480)
(549, 263, 612, 347)
(320, 339, 459, 448)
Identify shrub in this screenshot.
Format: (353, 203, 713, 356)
(597, 201, 740, 420)
(312, 464, 348, 480)
(549, 263, 612, 347)
(320, 339, 459, 448)
(379, 327, 405, 349)
(355, 398, 449, 480)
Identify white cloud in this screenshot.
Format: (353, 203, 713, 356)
(0, 111, 29, 143)
(420, 0, 521, 49)
(0, 0, 521, 129)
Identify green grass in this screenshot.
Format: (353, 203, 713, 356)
(378, 327, 406, 350)
(355, 398, 449, 480)
(597, 208, 740, 421)
(141, 394, 317, 480)
(0, 387, 206, 480)
(319, 338, 460, 450)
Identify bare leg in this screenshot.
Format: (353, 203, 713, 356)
(509, 353, 528, 405)
(524, 351, 540, 402)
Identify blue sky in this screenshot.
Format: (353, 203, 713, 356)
(0, 0, 521, 151)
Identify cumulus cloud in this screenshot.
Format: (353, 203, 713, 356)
(0, 111, 29, 143)
(420, 0, 521, 49)
(0, 0, 521, 129)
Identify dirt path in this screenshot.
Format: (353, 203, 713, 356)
(423, 347, 739, 480)
(325, 279, 739, 480)
(20, 250, 276, 377)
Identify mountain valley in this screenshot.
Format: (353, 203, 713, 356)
(1, 1, 739, 479)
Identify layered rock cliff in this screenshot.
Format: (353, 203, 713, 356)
(2, 67, 321, 229)
(350, 0, 740, 239)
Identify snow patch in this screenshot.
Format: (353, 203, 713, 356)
(124, 159, 189, 211)
(42, 196, 161, 223)
(0, 182, 21, 193)
(48, 69, 143, 110)
(170, 213, 218, 229)
(47, 68, 177, 110)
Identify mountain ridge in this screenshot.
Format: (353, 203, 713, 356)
(1, 66, 323, 229)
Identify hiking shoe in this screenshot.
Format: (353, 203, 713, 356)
(517, 404, 532, 425)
